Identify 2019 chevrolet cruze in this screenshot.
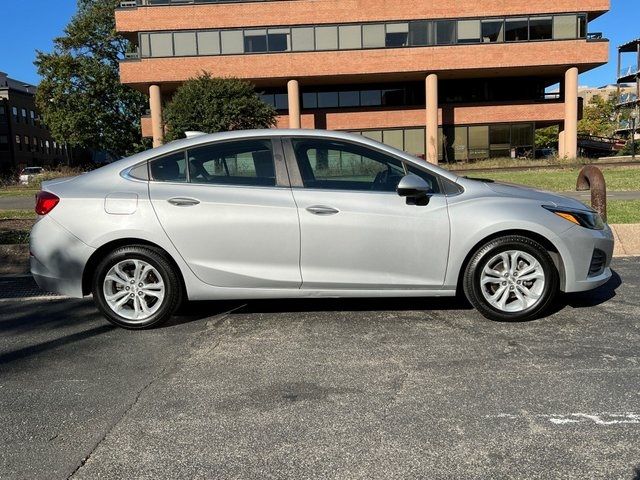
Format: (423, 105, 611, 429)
(30, 130, 614, 329)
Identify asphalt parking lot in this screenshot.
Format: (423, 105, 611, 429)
(1, 257, 639, 480)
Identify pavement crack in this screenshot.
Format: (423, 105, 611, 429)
(67, 305, 243, 479)
(66, 361, 172, 479)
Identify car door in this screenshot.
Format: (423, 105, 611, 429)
(148, 137, 302, 289)
(285, 136, 450, 290)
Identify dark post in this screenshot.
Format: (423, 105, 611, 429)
(576, 165, 607, 222)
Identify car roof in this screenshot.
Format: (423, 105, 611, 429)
(107, 129, 459, 182)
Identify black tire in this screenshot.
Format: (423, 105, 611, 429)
(463, 235, 559, 322)
(92, 245, 182, 329)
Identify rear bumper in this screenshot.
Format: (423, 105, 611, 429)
(559, 224, 614, 293)
(29, 216, 95, 298)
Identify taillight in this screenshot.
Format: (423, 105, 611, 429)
(35, 191, 60, 215)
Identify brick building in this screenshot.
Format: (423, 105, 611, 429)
(115, 0, 610, 163)
(0, 72, 68, 174)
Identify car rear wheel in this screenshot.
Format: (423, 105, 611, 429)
(463, 235, 558, 322)
(92, 245, 182, 329)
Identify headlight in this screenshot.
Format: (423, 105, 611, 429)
(543, 205, 604, 230)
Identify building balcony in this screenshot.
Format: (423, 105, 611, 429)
(120, 40, 608, 91)
(116, 0, 609, 33)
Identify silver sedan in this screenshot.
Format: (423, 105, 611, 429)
(30, 130, 614, 329)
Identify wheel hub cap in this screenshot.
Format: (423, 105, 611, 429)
(103, 259, 165, 322)
(479, 250, 546, 313)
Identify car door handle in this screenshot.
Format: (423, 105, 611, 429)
(306, 205, 340, 216)
(168, 197, 200, 207)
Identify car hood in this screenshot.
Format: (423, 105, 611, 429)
(484, 181, 589, 210)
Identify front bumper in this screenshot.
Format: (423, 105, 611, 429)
(29, 216, 95, 298)
(558, 223, 614, 293)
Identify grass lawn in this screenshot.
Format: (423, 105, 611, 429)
(604, 200, 640, 224)
(466, 167, 640, 192)
(0, 187, 38, 197)
(0, 209, 36, 220)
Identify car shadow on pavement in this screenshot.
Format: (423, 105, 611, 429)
(176, 296, 472, 319)
(557, 269, 622, 309)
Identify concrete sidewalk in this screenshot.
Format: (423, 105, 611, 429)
(610, 224, 640, 257)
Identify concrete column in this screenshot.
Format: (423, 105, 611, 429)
(564, 67, 579, 159)
(558, 124, 565, 159)
(287, 79, 301, 129)
(425, 73, 438, 164)
(149, 84, 164, 148)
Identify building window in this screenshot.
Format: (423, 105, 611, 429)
(338, 25, 362, 50)
(408, 21, 432, 46)
(505, 18, 529, 42)
(197, 31, 220, 55)
(578, 14, 588, 38)
(140, 33, 151, 57)
(174, 31, 197, 56)
(21, 108, 27, 121)
(317, 91, 339, 108)
(360, 90, 382, 106)
(363, 24, 385, 48)
(457, 20, 481, 44)
(244, 29, 268, 53)
(12, 107, 18, 122)
(149, 32, 174, 56)
(45, 140, 51, 154)
(481, 19, 505, 43)
(385, 23, 409, 47)
(435, 20, 456, 45)
(302, 92, 318, 108)
(291, 27, 314, 51)
(338, 91, 360, 107)
(315, 26, 338, 51)
(220, 30, 244, 54)
(553, 14, 578, 40)
(0, 105, 5, 117)
(30, 110, 36, 125)
(268, 28, 290, 52)
(529, 16, 553, 40)
(0, 135, 8, 151)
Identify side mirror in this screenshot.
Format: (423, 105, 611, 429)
(397, 174, 433, 205)
(397, 173, 433, 198)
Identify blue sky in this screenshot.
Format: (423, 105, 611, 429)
(1, 0, 638, 87)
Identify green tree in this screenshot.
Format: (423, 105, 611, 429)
(578, 93, 617, 138)
(35, 0, 149, 158)
(163, 73, 277, 141)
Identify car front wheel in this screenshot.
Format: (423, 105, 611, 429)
(92, 245, 182, 329)
(463, 235, 559, 322)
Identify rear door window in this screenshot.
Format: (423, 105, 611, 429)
(187, 139, 276, 187)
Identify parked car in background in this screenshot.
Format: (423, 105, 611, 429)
(29, 130, 614, 329)
(19, 167, 45, 185)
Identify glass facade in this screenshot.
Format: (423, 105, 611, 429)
(137, 13, 589, 58)
(347, 123, 535, 161)
(259, 77, 552, 112)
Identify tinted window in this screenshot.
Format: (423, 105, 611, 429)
(292, 138, 405, 192)
(505, 18, 528, 42)
(187, 139, 276, 186)
(150, 151, 187, 182)
(529, 17, 552, 40)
